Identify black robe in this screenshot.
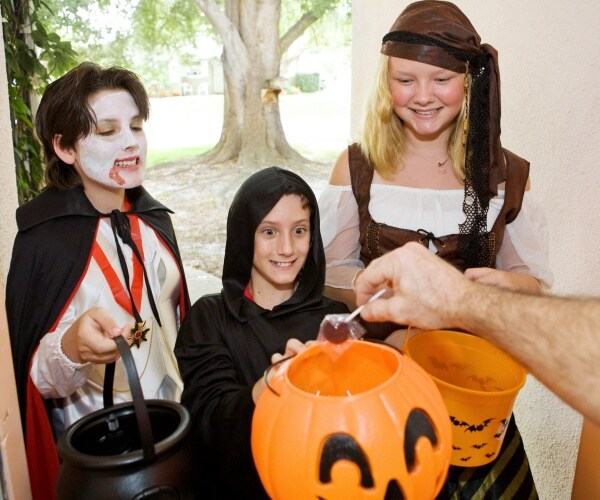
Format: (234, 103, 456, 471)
(174, 168, 348, 499)
(5, 185, 190, 499)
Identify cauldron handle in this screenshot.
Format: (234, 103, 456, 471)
(102, 336, 156, 461)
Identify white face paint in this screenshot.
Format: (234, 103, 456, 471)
(74, 89, 147, 190)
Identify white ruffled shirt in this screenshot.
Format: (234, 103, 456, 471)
(30, 217, 183, 434)
(319, 184, 553, 290)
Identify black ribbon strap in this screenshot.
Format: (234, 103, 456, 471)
(107, 210, 162, 328)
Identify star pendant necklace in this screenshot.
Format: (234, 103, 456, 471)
(436, 157, 449, 174)
(405, 147, 449, 175)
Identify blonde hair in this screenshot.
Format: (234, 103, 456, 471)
(358, 54, 470, 181)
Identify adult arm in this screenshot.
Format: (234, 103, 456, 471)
(464, 266, 542, 294)
(355, 242, 600, 425)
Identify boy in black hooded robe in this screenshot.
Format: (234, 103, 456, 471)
(175, 167, 348, 498)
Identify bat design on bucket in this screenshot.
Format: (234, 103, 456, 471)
(472, 443, 487, 449)
(465, 418, 493, 433)
(450, 415, 469, 428)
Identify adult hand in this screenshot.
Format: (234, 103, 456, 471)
(354, 242, 472, 330)
(464, 267, 541, 294)
(61, 307, 129, 364)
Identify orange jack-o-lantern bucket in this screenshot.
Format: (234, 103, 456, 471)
(404, 330, 527, 467)
(251, 337, 452, 500)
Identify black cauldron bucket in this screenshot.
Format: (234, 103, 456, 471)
(56, 336, 194, 499)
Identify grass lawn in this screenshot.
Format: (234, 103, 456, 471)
(148, 146, 211, 168)
(145, 88, 351, 168)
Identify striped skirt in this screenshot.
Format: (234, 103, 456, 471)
(437, 417, 537, 500)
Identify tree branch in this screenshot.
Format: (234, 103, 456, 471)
(280, 11, 318, 55)
(194, 0, 250, 74)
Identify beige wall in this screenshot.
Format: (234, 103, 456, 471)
(351, 1, 600, 499)
(0, 15, 32, 499)
(0, 284, 31, 499)
(0, 28, 18, 279)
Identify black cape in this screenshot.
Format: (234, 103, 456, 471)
(174, 168, 348, 499)
(5, 185, 190, 498)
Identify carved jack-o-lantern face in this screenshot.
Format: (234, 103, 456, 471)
(251, 340, 452, 500)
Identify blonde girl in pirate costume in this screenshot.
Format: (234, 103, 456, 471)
(6, 62, 190, 499)
(318, 1, 553, 498)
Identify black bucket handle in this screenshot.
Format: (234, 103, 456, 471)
(102, 336, 155, 461)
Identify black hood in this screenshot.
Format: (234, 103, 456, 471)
(222, 167, 326, 321)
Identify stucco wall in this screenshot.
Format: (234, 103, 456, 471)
(0, 14, 32, 499)
(351, 1, 600, 498)
(0, 30, 18, 279)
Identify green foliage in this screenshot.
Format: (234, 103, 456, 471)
(133, 0, 208, 49)
(289, 0, 342, 18)
(2, 0, 78, 203)
(281, 0, 351, 44)
(39, 0, 349, 92)
(39, 0, 208, 92)
(294, 72, 320, 93)
(280, 0, 351, 83)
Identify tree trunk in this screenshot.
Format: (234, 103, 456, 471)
(195, 0, 314, 168)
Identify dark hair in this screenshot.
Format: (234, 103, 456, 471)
(35, 62, 150, 190)
(223, 167, 326, 307)
(283, 186, 313, 215)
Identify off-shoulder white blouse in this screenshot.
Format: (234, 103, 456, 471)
(319, 184, 553, 290)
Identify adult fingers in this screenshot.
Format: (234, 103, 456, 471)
(360, 296, 407, 325)
(354, 255, 393, 305)
(464, 267, 495, 281)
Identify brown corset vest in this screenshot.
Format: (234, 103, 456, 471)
(349, 144, 529, 271)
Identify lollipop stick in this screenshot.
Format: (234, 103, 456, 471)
(344, 288, 387, 322)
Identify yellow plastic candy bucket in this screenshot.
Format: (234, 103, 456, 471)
(404, 330, 526, 467)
